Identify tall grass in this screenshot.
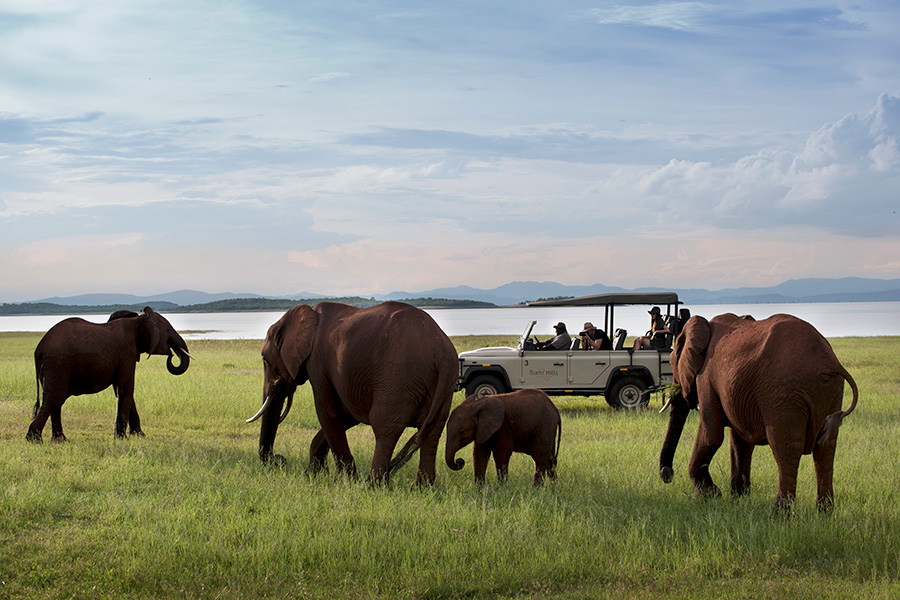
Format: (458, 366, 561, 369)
(0, 332, 898, 599)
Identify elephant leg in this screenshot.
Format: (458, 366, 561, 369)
(370, 429, 405, 484)
(128, 403, 144, 437)
(493, 447, 513, 483)
(770, 438, 804, 514)
(532, 452, 554, 485)
(729, 431, 754, 497)
(688, 419, 724, 498)
(27, 381, 65, 443)
(27, 403, 52, 443)
(472, 445, 491, 484)
(306, 429, 331, 475)
(813, 415, 842, 513)
(320, 424, 357, 478)
(50, 405, 67, 442)
(413, 417, 448, 486)
(114, 377, 136, 438)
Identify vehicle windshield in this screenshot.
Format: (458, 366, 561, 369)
(516, 320, 537, 352)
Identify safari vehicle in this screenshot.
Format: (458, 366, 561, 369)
(457, 293, 686, 409)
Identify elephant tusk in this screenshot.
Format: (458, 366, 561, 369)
(246, 395, 274, 424)
(659, 395, 673, 414)
(279, 394, 293, 424)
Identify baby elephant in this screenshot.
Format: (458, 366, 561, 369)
(445, 389, 561, 485)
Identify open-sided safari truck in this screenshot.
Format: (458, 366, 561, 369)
(457, 293, 687, 409)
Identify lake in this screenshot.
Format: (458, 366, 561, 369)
(1, 301, 898, 340)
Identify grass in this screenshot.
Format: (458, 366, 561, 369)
(1, 333, 898, 599)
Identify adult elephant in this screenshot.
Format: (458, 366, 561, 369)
(246, 301, 458, 485)
(27, 307, 192, 442)
(658, 313, 858, 513)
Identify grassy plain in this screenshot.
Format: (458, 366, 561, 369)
(0, 332, 898, 599)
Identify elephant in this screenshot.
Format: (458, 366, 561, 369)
(27, 307, 192, 442)
(246, 301, 458, 485)
(658, 313, 859, 513)
(445, 389, 561, 485)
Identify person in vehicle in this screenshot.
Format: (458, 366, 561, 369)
(633, 306, 670, 350)
(579, 322, 611, 350)
(534, 322, 571, 351)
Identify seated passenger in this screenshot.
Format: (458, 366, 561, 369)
(633, 306, 670, 350)
(534, 322, 571, 351)
(579, 322, 611, 350)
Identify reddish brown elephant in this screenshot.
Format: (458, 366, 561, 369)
(445, 389, 561, 485)
(246, 301, 458, 485)
(28, 307, 191, 442)
(658, 313, 858, 513)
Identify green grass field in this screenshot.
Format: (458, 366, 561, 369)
(1, 332, 898, 599)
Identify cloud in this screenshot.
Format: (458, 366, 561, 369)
(580, 3, 865, 34)
(308, 72, 352, 84)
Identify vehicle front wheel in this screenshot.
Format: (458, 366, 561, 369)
(465, 374, 507, 399)
(606, 376, 650, 410)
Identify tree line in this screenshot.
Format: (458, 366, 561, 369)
(0, 297, 496, 316)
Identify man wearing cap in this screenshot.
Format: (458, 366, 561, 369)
(633, 306, 670, 350)
(535, 322, 571, 351)
(580, 322, 612, 350)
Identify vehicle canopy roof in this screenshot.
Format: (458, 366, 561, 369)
(525, 292, 679, 307)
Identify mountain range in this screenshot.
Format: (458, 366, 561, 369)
(26, 277, 900, 307)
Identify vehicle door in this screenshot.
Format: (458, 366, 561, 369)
(568, 349, 612, 387)
(520, 349, 569, 389)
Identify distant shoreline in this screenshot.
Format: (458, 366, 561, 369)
(0, 297, 496, 317)
(2, 296, 900, 317)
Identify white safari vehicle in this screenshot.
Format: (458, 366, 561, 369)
(457, 293, 687, 409)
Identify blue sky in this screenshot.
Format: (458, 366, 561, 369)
(1, 1, 898, 302)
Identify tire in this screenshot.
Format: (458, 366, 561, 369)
(465, 374, 507, 399)
(606, 376, 650, 410)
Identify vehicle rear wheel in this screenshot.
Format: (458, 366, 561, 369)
(465, 374, 507, 399)
(606, 376, 650, 409)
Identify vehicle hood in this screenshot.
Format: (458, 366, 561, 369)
(459, 347, 518, 360)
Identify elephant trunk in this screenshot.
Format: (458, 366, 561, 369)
(257, 393, 286, 463)
(166, 343, 191, 376)
(445, 440, 465, 471)
(659, 391, 690, 483)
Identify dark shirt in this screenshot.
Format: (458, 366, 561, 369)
(582, 329, 611, 350)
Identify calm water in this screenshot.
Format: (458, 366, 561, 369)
(1, 301, 898, 340)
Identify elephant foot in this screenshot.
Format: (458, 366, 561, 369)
(694, 483, 722, 499)
(261, 453, 287, 467)
(816, 496, 834, 514)
(25, 431, 43, 444)
(129, 429, 146, 438)
(51, 433, 68, 443)
(660, 466, 675, 483)
(305, 456, 329, 476)
(773, 495, 795, 517)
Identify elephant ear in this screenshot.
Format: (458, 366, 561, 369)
(136, 307, 163, 359)
(475, 396, 506, 445)
(671, 315, 711, 399)
(262, 304, 318, 385)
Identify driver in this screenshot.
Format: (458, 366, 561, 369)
(534, 322, 571, 351)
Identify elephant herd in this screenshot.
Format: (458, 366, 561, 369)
(26, 303, 859, 513)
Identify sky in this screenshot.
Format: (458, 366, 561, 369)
(1, 0, 899, 302)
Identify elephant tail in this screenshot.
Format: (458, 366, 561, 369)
(33, 353, 42, 419)
(839, 367, 859, 420)
(387, 434, 420, 474)
(551, 418, 561, 472)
